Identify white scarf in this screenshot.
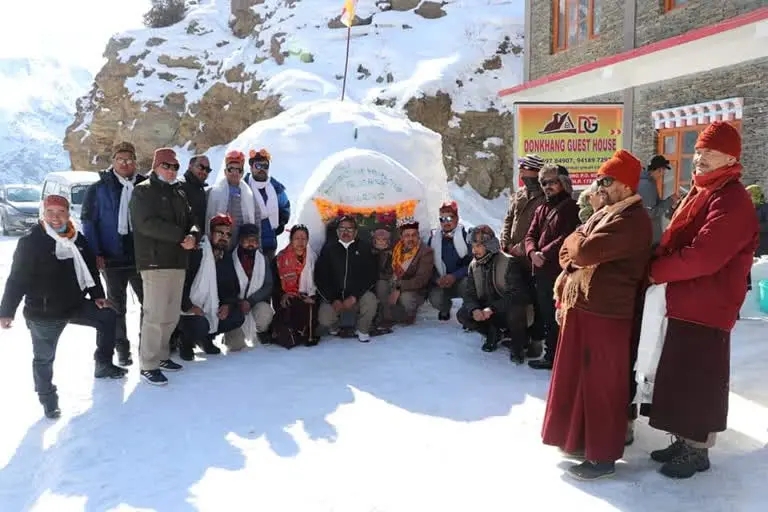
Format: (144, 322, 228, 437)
(250, 177, 279, 230)
(43, 222, 96, 291)
(113, 171, 135, 235)
(206, 179, 258, 234)
(634, 283, 669, 404)
(430, 225, 469, 276)
(298, 248, 317, 295)
(184, 237, 220, 333)
(233, 248, 267, 341)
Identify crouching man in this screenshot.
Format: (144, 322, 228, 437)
(177, 214, 245, 360)
(233, 223, 274, 347)
(0, 195, 127, 418)
(457, 225, 531, 363)
(315, 216, 379, 342)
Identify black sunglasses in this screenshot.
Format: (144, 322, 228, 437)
(250, 160, 269, 170)
(439, 216, 454, 223)
(540, 179, 559, 187)
(160, 162, 180, 171)
(197, 163, 212, 173)
(596, 176, 615, 188)
(226, 167, 244, 174)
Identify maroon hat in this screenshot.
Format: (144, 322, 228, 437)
(44, 194, 69, 209)
(152, 148, 179, 170)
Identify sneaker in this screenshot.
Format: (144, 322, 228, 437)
(141, 369, 168, 386)
(567, 460, 616, 481)
(650, 437, 686, 463)
(357, 330, 371, 343)
(94, 362, 128, 379)
(159, 359, 183, 372)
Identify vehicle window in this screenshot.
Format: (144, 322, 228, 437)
(43, 181, 60, 197)
(70, 185, 88, 205)
(6, 187, 42, 202)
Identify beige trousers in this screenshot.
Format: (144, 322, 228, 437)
(139, 269, 186, 371)
(318, 291, 378, 334)
(225, 302, 274, 351)
(375, 280, 425, 322)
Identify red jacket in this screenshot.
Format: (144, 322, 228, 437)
(651, 181, 758, 331)
(524, 194, 581, 278)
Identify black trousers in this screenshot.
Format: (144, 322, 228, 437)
(457, 303, 528, 349)
(177, 308, 246, 345)
(525, 272, 545, 342)
(533, 273, 559, 360)
(103, 266, 143, 349)
(25, 301, 117, 397)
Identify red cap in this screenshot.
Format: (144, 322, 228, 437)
(44, 194, 69, 209)
(597, 150, 642, 192)
(695, 121, 741, 160)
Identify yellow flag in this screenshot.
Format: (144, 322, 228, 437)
(341, 0, 357, 28)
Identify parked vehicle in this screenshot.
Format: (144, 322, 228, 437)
(40, 171, 100, 229)
(0, 184, 42, 235)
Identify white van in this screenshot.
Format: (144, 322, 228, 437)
(40, 171, 100, 228)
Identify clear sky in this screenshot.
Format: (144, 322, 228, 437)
(0, 0, 150, 71)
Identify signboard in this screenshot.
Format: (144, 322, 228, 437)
(513, 102, 624, 189)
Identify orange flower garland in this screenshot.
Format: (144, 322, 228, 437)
(312, 197, 419, 224)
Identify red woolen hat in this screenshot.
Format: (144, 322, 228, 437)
(439, 200, 458, 215)
(597, 149, 643, 192)
(695, 121, 741, 160)
(209, 213, 233, 231)
(225, 150, 246, 166)
(152, 148, 179, 169)
(44, 194, 69, 209)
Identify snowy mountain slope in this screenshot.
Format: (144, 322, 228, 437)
(0, 58, 92, 185)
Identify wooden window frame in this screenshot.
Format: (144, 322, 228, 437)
(664, 0, 689, 13)
(655, 120, 742, 197)
(552, 0, 600, 53)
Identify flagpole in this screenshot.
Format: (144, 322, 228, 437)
(341, 23, 352, 101)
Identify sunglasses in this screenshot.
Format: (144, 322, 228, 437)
(596, 176, 615, 188)
(540, 179, 559, 187)
(226, 167, 244, 174)
(213, 230, 232, 238)
(439, 216, 454, 223)
(160, 162, 180, 171)
(116, 157, 134, 165)
(197, 164, 212, 173)
(251, 161, 269, 170)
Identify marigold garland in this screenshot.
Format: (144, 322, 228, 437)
(313, 197, 419, 224)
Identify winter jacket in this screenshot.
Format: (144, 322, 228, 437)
(651, 180, 758, 331)
(179, 170, 209, 230)
(637, 169, 674, 245)
(81, 169, 148, 266)
(314, 238, 377, 302)
(392, 244, 434, 293)
(427, 227, 471, 280)
(240, 251, 274, 306)
(755, 203, 768, 257)
(129, 173, 200, 272)
(524, 192, 581, 279)
(463, 252, 530, 313)
(243, 175, 291, 251)
(0, 224, 105, 320)
(180, 246, 241, 312)
(501, 188, 545, 257)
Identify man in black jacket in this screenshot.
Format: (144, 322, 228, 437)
(0, 195, 127, 419)
(129, 148, 200, 386)
(179, 154, 211, 229)
(314, 216, 379, 342)
(177, 214, 245, 360)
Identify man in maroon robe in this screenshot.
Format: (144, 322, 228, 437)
(541, 150, 652, 480)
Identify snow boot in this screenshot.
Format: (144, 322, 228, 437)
(659, 444, 710, 479)
(94, 362, 128, 379)
(567, 461, 616, 481)
(481, 325, 500, 352)
(650, 437, 686, 463)
(39, 391, 60, 419)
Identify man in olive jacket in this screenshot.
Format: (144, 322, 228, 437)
(129, 148, 200, 386)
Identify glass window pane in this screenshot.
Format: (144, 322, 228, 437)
(663, 161, 677, 198)
(663, 135, 677, 155)
(578, 0, 589, 41)
(592, 0, 601, 35)
(568, 0, 578, 46)
(680, 157, 694, 188)
(682, 130, 699, 155)
(558, 0, 566, 49)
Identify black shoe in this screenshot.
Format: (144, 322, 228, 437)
(257, 331, 272, 345)
(438, 312, 450, 321)
(305, 337, 319, 347)
(179, 343, 195, 361)
(140, 369, 168, 386)
(659, 444, 710, 479)
(567, 460, 616, 480)
(200, 340, 221, 355)
(650, 437, 686, 463)
(159, 359, 183, 372)
(481, 325, 500, 352)
(115, 342, 133, 367)
(510, 345, 525, 365)
(39, 392, 60, 419)
(94, 362, 128, 379)
(526, 340, 543, 359)
(528, 357, 554, 370)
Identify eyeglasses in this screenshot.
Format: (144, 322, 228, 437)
(116, 158, 134, 165)
(226, 167, 243, 174)
(596, 176, 615, 188)
(160, 162, 180, 171)
(540, 179, 558, 187)
(439, 216, 454, 223)
(213, 230, 232, 238)
(337, 226, 355, 233)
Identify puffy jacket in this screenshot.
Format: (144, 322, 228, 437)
(314, 238, 377, 302)
(463, 252, 530, 313)
(243, 175, 290, 251)
(81, 169, 148, 266)
(524, 192, 581, 278)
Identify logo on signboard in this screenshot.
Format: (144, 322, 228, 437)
(539, 112, 599, 134)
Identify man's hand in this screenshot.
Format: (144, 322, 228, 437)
(180, 235, 196, 250)
(0, 318, 12, 329)
(531, 251, 546, 267)
(388, 289, 400, 306)
(94, 298, 115, 310)
(240, 300, 252, 313)
(437, 274, 457, 288)
(471, 309, 484, 322)
(189, 305, 204, 316)
(217, 304, 230, 320)
(332, 300, 345, 312)
(96, 256, 106, 271)
(482, 307, 494, 320)
(342, 296, 357, 309)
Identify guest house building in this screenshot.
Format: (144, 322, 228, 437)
(500, 1, 768, 195)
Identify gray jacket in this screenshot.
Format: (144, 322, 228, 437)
(637, 169, 674, 245)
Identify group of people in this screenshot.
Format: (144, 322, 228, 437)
(0, 121, 759, 484)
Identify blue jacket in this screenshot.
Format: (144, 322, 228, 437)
(243, 174, 290, 251)
(428, 226, 471, 281)
(81, 169, 148, 266)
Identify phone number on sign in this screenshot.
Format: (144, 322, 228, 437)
(553, 156, 610, 166)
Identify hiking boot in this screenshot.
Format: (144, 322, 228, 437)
(159, 359, 183, 372)
(651, 437, 686, 463)
(659, 444, 710, 479)
(94, 362, 128, 379)
(115, 342, 133, 367)
(39, 392, 60, 419)
(526, 340, 543, 359)
(567, 461, 616, 481)
(528, 356, 554, 370)
(141, 369, 168, 386)
(481, 325, 500, 352)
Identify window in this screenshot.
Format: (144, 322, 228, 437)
(552, 0, 601, 52)
(655, 120, 742, 197)
(664, 0, 689, 12)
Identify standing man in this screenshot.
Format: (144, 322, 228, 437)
(81, 141, 147, 367)
(130, 148, 200, 386)
(0, 195, 127, 418)
(524, 164, 580, 369)
(542, 150, 652, 480)
(637, 155, 676, 246)
(244, 148, 290, 260)
(206, 150, 259, 245)
(646, 122, 758, 479)
(427, 201, 471, 321)
(180, 154, 212, 229)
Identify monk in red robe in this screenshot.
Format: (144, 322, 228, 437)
(541, 150, 652, 480)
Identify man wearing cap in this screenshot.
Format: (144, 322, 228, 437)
(206, 150, 259, 247)
(645, 122, 758, 479)
(542, 149, 652, 480)
(180, 154, 212, 229)
(81, 141, 148, 367)
(243, 149, 290, 260)
(130, 148, 200, 386)
(427, 201, 471, 321)
(0, 195, 127, 418)
(638, 155, 676, 245)
(379, 218, 434, 325)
